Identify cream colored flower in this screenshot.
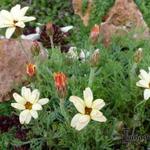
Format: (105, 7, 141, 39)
(136, 67, 150, 100)
(69, 87, 107, 131)
(11, 87, 49, 124)
(0, 4, 36, 39)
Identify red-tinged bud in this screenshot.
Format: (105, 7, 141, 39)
(26, 63, 36, 77)
(53, 72, 67, 98)
(90, 24, 100, 43)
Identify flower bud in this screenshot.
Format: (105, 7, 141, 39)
(26, 63, 36, 77)
(53, 72, 67, 98)
(79, 50, 86, 61)
(46, 22, 54, 36)
(67, 47, 78, 59)
(134, 48, 143, 63)
(90, 24, 100, 43)
(90, 49, 100, 67)
(31, 41, 40, 56)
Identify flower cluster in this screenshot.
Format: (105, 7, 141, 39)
(4, 4, 150, 133)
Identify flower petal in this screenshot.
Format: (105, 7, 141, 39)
(30, 110, 38, 119)
(69, 96, 85, 114)
(11, 103, 25, 110)
(20, 6, 29, 16)
(91, 109, 107, 122)
(0, 10, 13, 21)
(21, 87, 31, 101)
(15, 21, 25, 28)
(10, 4, 21, 20)
(139, 69, 150, 82)
(13, 93, 26, 104)
(83, 87, 93, 107)
(60, 26, 73, 33)
(30, 89, 40, 103)
(32, 103, 42, 110)
(38, 98, 49, 105)
(25, 113, 32, 124)
(136, 80, 149, 88)
(5, 27, 15, 39)
(21, 16, 36, 22)
(71, 113, 90, 131)
(144, 89, 150, 100)
(19, 109, 31, 124)
(92, 99, 105, 110)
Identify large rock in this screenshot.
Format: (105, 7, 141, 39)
(99, 0, 150, 47)
(0, 39, 47, 102)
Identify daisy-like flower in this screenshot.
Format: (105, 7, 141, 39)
(69, 87, 107, 131)
(11, 87, 49, 124)
(0, 4, 36, 39)
(136, 68, 150, 100)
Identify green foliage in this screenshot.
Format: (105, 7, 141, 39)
(1, 0, 150, 149)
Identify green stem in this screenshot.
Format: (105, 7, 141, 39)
(88, 67, 96, 88)
(130, 63, 137, 80)
(59, 99, 69, 123)
(134, 99, 147, 111)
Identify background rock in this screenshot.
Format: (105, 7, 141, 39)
(99, 0, 150, 47)
(0, 39, 47, 102)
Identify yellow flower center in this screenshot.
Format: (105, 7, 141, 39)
(13, 20, 18, 24)
(85, 107, 92, 115)
(13, 20, 18, 27)
(24, 102, 33, 110)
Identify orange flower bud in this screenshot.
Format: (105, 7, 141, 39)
(53, 72, 67, 98)
(26, 63, 36, 77)
(90, 24, 100, 43)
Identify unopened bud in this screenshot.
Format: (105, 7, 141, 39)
(26, 63, 36, 77)
(134, 48, 143, 63)
(53, 72, 67, 98)
(46, 22, 54, 36)
(79, 50, 86, 61)
(90, 49, 100, 67)
(67, 47, 78, 59)
(90, 24, 100, 43)
(115, 121, 124, 133)
(31, 41, 40, 56)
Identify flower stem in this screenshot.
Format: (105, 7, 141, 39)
(130, 62, 137, 80)
(59, 99, 69, 123)
(49, 35, 54, 49)
(88, 67, 96, 87)
(134, 99, 147, 111)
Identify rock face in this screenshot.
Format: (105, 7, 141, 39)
(0, 39, 47, 102)
(99, 0, 150, 47)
